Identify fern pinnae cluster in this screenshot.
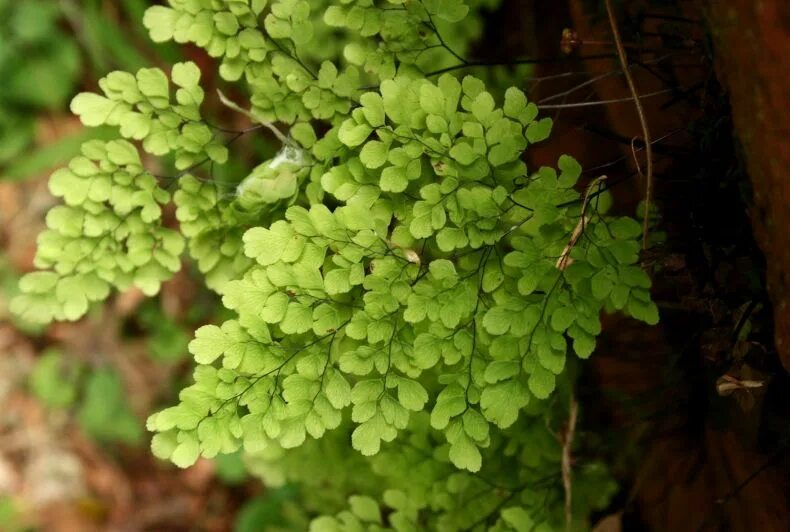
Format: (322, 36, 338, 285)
(14, 1, 659, 530)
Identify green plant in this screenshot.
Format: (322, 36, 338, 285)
(0, 0, 80, 166)
(28, 350, 143, 445)
(13, 1, 658, 529)
(77, 367, 144, 444)
(29, 349, 81, 409)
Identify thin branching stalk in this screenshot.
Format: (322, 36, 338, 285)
(604, 0, 654, 249)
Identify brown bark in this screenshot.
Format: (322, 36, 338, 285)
(594, 315, 790, 531)
(705, 0, 790, 370)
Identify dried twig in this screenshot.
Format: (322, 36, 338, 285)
(562, 397, 579, 531)
(557, 176, 607, 270)
(216, 89, 291, 145)
(556, 215, 588, 270)
(604, 0, 654, 249)
(538, 88, 672, 109)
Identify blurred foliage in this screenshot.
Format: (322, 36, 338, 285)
(234, 485, 304, 532)
(29, 349, 81, 409)
(0, 497, 31, 532)
(77, 368, 144, 445)
(0, 0, 179, 180)
(29, 351, 143, 445)
(0, 0, 80, 165)
(214, 451, 249, 485)
(137, 300, 192, 363)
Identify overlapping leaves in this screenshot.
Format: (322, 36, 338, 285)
(18, 1, 659, 530)
(12, 140, 182, 322)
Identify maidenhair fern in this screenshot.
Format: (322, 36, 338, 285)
(12, 139, 183, 322)
(13, 1, 658, 530)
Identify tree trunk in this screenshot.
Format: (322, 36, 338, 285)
(705, 0, 790, 371)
